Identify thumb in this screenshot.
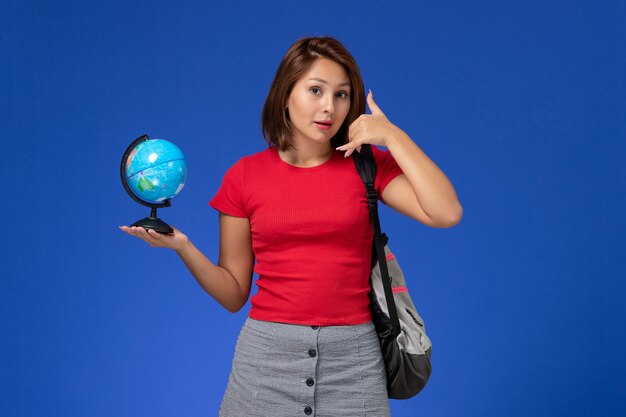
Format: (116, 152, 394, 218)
(367, 90, 384, 115)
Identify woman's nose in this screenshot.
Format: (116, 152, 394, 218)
(322, 95, 334, 113)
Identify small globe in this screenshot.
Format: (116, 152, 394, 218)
(124, 138, 187, 204)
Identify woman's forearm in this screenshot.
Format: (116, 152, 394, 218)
(175, 240, 248, 313)
(387, 130, 462, 225)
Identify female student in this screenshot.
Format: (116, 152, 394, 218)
(121, 36, 462, 416)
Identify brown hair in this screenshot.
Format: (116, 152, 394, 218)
(261, 37, 366, 151)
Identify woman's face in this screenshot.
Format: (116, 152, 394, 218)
(286, 58, 351, 147)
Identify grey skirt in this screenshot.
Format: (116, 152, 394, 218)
(219, 318, 390, 417)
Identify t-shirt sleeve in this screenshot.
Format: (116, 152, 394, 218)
(209, 159, 248, 218)
(372, 145, 403, 198)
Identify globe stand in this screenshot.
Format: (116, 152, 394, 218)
(131, 206, 174, 234)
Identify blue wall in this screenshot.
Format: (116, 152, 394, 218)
(2, 1, 625, 416)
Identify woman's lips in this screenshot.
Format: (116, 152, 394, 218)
(314, 121, 332, 131)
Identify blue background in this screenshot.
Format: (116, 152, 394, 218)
(2, 1, 625, 416)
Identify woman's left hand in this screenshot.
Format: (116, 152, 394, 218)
(336, 90, 403, 158)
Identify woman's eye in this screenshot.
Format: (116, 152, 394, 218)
(337, 91, 349, 99)
(310, 87, 321, 94)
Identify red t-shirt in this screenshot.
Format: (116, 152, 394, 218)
(209, 146, 403, 325)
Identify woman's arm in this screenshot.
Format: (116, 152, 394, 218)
(382, 132, 462, 228)
(176, 213, 254, 311)
(337, 91, 463, 228)
(119, 213, 254, 312)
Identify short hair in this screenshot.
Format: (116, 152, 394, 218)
(261, 37, 366, 151)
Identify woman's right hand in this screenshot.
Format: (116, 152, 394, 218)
(119, 225, 190, 252)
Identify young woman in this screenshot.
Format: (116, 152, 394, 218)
(121, 36, 462, 416)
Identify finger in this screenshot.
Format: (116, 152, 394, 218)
(122, 226, 143, 237)
(132, 226, 155, 242)
(148, 229, 168, 244)
(122, 226, 147, 243)
(342, 138, 364, 157)
(337, 137, 358, 152)
(143, 228, 167, 247)
(367, 90, 384, 116)
(346, 144, 362, 156)
(140, 227, 159, 240)
(146, 228, 168, 240)
(119, 226, 139, 238)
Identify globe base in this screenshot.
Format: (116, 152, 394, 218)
(131, 216, 174, 234)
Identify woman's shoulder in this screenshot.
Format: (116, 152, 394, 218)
(227, 146, 274, 169)
(237, 147, 272, 164)
(241, 146, 274, 162)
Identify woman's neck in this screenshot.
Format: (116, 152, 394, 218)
(278, 142, 334, 168)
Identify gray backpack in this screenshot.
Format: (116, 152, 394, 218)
(352, 145, 433, 399)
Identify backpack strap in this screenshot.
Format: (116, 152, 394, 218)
(352, 145, 401, 337)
